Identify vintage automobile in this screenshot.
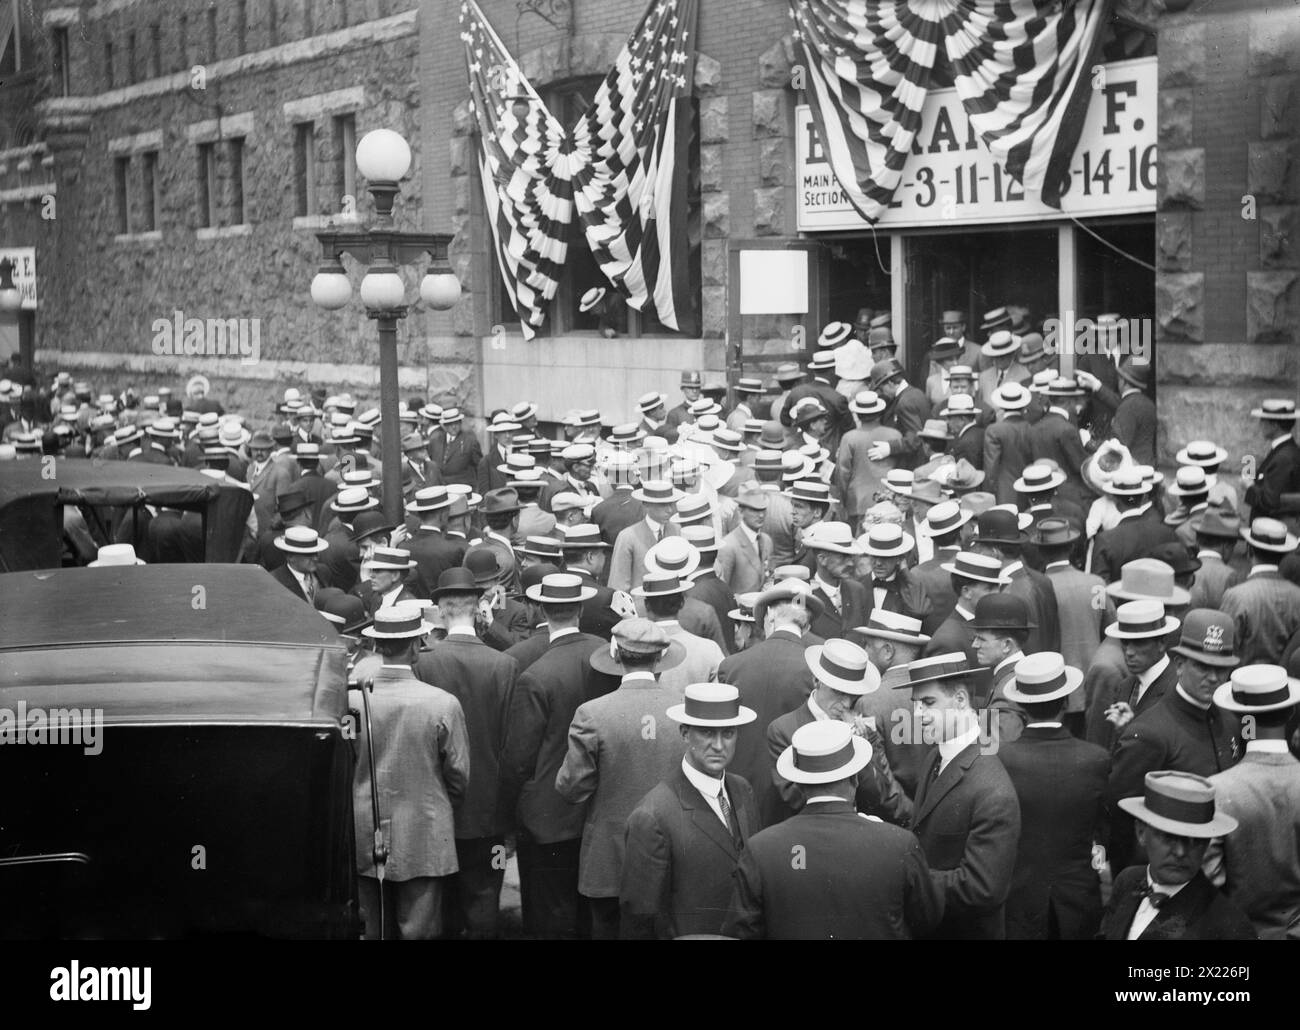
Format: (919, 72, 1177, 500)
(0, 563, 358, 938)
(0, 458, 251, 571)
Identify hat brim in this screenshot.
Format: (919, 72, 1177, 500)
(1251, 408, 1298, 421)
(919, 511, 972, 538)
(1117, 796, 1238, 839)
(1003, 666, 1083, 705)
(632, 487, 686, 504)
(862, 538, 914, 557)
(1014, 473, 1067, 493)
(368, 560, 417, 571)
(851, 625, 931, 646)
(632, 580, 694, 598)
(803, 645, 880, 695)
(275, 538, 330, 554)
(775, 734, 872, 784)
(1212, 678, 1300, 713)
(1169, 644, 1240, 668)
(1030, 528, 1081, 547)
(1117, 366, 1149, 388)
(939, 562, 1007, 586)
(405, 498, 453, 513)
(362, 620, 433, 640)
(991, 394, 1030, 411)
(981, 341, 1022, 358)
(1105, 582, 1192, 606)
(579, 289, 607, 313)
(1105, 615, 1181, 639)
(752, 591, 826, 625)
(850, 402, 887, 416)
(1240, 529, 1300, 552)
(1102, 481, 1151, 496)
(88, 557, 146, 567)
(589, 638, 686, 676)
(806, 540, 863, 556)
(527, 584, 598, 603)
(666, 703, 758, 727)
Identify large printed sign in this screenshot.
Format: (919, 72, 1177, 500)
(0, 247, 37, 310)
(797, 57, 1156, 231)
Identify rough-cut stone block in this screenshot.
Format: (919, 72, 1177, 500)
(702, 239, 728, 287)
(1159, 89, 1194, 149)
(1157, 211, 1193, 271)
(1159, 23, 1205, 87)
(519, 41, 564, 85)
(448, 136, 470, 178)
(1160, 148, 1205, 208)
(694, 54, 722, 95)
(700, 143, 725, 193)
(452, 176, 472, 218)
(753, 187, 784, 236)
(452, 100, 475, 138)
(1156, 272, 1204, 342)
(1158, 340, 1296, 386)
(1261, 77, 1297, 140)
(758, 137, 786, 187)
(701, 286, 727, 338)
(1261, 206, 1297, 269)
(1248, 142, 1297, 204)
(752, 89, 787, 140)
(704, 193, 730, 238)
(758, 36, 795, 89)
(1157, 381, 1284, 471)
(700, 96, 729, 144)
(1250, 11, 1300, 77)
(1246, 271, 1298, 343)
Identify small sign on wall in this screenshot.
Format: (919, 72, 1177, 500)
(738, 249, 809, 314)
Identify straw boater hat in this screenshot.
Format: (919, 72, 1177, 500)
(368, 546, 417, 572)
(362, 601, 433, 640)
(521, 536, 564, 562)
(981, 330, 1022, 359)
(818, 322, 853, 348)
(579, 287, 606, 313)
(633, 571, 694, 601)
(981, 307, 1012, 332)
(331, 486, 380, 515)
(728, 592, 759, 624)
(806, 348, 837, 372)
(275, 526, 330, 555)
(558, 523, 609, 551)
(990, 382, 1031, 411)
(497, 452, 535, 477)
(1175, 440, 1228, 468)
(853, 609, 930, 647)
(883, 469, 914, 498)
(1014, 464, 1066, 494)
(590, 617, 686, 676)
(940, 550, 1007, 586)
(1105, 599, 1181, 640)
(1101, 467, 1149, 497)
(918, 500, 971, 538)
(939, 393, 981, 418)
(784, 480, 832, 507)
(1251, 398, 1297, 421)
(897, 651, 981, 690)
(1214, 663, 1300, 714)
(801, 521, 861, 555)
(1241, 516, 1299, 553)
(849, 390, 887, 416)
(775, 720, 872, 785)
(526, 571, 597, 605)
(88, 543, 145, 567)
(632, 479, 686, 505)
(804, 638, 882, 695)
(1003, 651, 1083, 706)
(1117, 771, 1238, 839)
(1166, 465, 1209, 500)
(667, 682, 757, 728)
(858, 523, 914, 557)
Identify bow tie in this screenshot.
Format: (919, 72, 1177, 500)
(1135, 884, 1169, 909)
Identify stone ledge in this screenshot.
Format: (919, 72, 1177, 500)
(1157, 341, 1297, 387)
(196, 224, 253, 240)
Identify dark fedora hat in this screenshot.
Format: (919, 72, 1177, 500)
(1148, 541, 1202, 578)
(1117, 358, 1151, 389)
(276, 488, 311, 517)
(431, 566, 484, 598)
(975, 508, 1026, 547)
(349, 509, 395, 543)
(970, 593, 1035, 632)
(1028, 516, 1079, 548)
(482, 487, 522, 514)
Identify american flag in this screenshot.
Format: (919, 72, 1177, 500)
(459, 0, 698, 338)
(791, 0, 1110, 224)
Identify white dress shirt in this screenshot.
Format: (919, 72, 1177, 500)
(814, 574, 841, 610)
(1127, 871, 1191, 940)
(1133, 654, 1170, 707)
(681, 757, 733, 829)
(938, 721, 981, 775)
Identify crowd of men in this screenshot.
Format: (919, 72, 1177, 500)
(3, 300, 1300, 940)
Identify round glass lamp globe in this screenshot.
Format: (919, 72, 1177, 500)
(420, 272, 462, 311)
(310, 270, 352, 310)
(355, 129, 412, 183)
(359, 268, 407, 310)
(0, 289, 21, 313)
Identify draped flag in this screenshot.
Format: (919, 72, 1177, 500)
(790, 0, 1111, 224)
(459, 0, 698, 338)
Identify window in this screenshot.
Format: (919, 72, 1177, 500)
(206, 6, 217, 62)
(236, 1, 247, 55)
(114, 157, 131, 234)
(293, 122, 317, 217)
(150, 23, 161, 78)
(334, 113, 356, 212)
(177, 15, 188, 72)
(52, 27, 70, 95)
(103, 41, 113, 89)
(229, 137, 246, 225)
(141, 151, 160, 232)
(197, 142, 217, 228)
(127, 32, 137, 85)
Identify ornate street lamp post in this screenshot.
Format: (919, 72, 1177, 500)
(310, 129, 461, 524)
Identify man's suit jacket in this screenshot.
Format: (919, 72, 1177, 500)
(429, 430, 482, 488)
(1245, 436, 1300, 524)
(884, 385, 932, 468)
(554, 675, 688, 898)
(654, 621, 724, 696)
(1088, 506, 1180, 585)
(1083, 644, 1176, 751)
(479, 594, 534, 652)
(1189, 553, 1241, 611)
(715, 525, 772, 596)
(247, 458, 296, 536)
(1098, 868, 1256, 941)
(1206, 749, 1300, 940)
(949, 423, 985, 469)
(608, 519, 678, 593)
(910, 547, 960, 631)
(986, 658, 1028, 746)
(478, 446, 514, 496)
(406, 527, 466, 598)
(984, 414, 1033, 505)
(1109, 389, 1158, 468)
(780, 379, 853, 438)
(978, 363, 1029, 410)
(999, 725, 1109, 940)
(835, 425, 902, 520)
(501, 626, 550, 673)
(718, 628, 818, 826)
(516, 504, 556, 545)
(499, 631, 605, 845)
(911, 742, 1021, 939)
(469, 531, 522, 596)
(294, 468, 335, 528)
(1028, 410, 1090, 507)
(1220, 569, 1300, 666)
(925, 606, 977, 662)
(676, 598, 730, 656)
(1044, 562, 1111, 712)
(687, 572, 736, 654)
(269, 563, 331, 604)
(1003, 561, 1062, 655)
(319, 526, 361, 594)
(415, 634, 519, 840)
(856, 568, 937, 634)
(354, 581, 421, 617)
(809, 578, 871, 641)
(620, 766, 759, 939)
(570, 566, 623, 641)
(591, 488, 643, 548)
(722, 798, 944, 940)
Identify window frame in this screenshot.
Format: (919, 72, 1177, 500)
(114, 156, 131, 234)
(293, 122, 317, 218)
(197, 141, 218, 229)
(140, 150, 160, 232)
(228, 137, 247, 226)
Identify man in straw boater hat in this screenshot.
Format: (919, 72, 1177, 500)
(982, 382, 1034, 507)
(941, 393, 985, 470)
(852, 610, 932, 796)
(910, 500, 973, 630)
(800, 521, 870, 641)
(607, 479, 684, 594)
(1098, 770, 1254, 940)
(1206, 664, 1300, 939)
(924, 550, 1008, 662)
(726, 377, 768, 434)
(1088, 596, 1183, 754)
(269, 525, 333, 603)
(411, 567, 519, 940)
(898, 652, 1020, 939)
(404, 485, 465, 598)
(352, 601, 470, 940)
(428, 406, 482, 489)
(836, 389, 901, 531)
(1220, 517, 1300, 665)
(723, 720, 944, 940)
(766, 638, 910, 826)
(556, 523, 625, 642)
(1108, 608, 1243, 873)
(498, 573, 607, 939)
(634, 561, 726, 691)
(620, 683, 761, 939)
(997, 652, 1110, 940)
(977, 329, 1027, 408)
(555, 617, 686, 939)
(1176, 437, 1239, 514)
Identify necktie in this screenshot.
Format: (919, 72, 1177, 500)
(655, 524, 664, 542)
(718, 787, 741, 848)
(1135, 884, 1167, 909)
(996, 368, 1006, 386)
(1127, 675, 1142, 709)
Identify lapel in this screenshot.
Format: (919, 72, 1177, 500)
(672, 767, 737, 860)
(1109, 877, 1146, 940)
(1141, 873, 1215, 940)
(914, 739, 978, 826)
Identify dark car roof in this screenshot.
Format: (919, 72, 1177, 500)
(0, 565, 348, 724)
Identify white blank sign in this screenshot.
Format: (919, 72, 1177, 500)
(738, 250, 808, 314)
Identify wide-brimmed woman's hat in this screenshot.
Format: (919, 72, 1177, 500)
(1117, 771, 1238, 839)
(775, 720, 872, 785)
(1105, 599, 1180, 640)
(804, 638, 881, 695)
(667, 682, 757, 727)
(1003, 651, 1082, 705)
(275, 526, 330, 555)
(1213, 663, 1300, 714)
